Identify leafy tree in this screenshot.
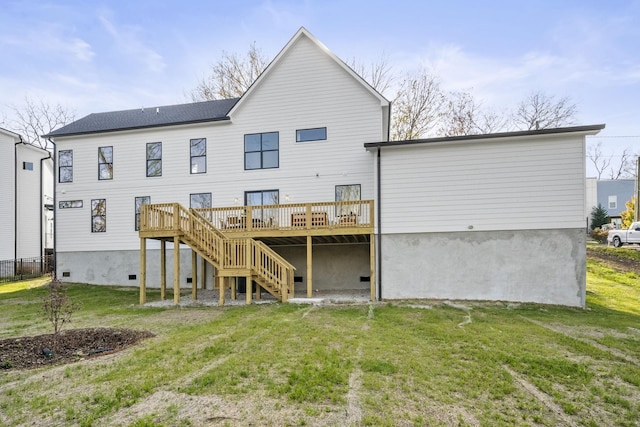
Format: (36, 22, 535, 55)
(189, 42, 269, 101)
(620, 196, 636, 229)
(512, 91, 577, 130)
(590, 203, 609, 230)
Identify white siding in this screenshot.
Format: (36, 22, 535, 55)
(55, 33, 385, 254)
(380, 134, 587, 234)
(0, 131, 16, 260)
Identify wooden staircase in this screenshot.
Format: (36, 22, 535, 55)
(140, 203, 295, 302)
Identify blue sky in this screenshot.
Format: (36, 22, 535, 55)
(1, 0, 638, 174)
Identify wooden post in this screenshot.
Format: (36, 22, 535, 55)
(173, 236, 180, 305)
(218, 272, 225, 306)
(370, 234, 376, 301)
(246, 276, 252, 304)
(200, 257, 206, 289)
(160, 240, 166, 300)
(306, 235, 313, 298)
(191, 250, 197, 301)
(139, 238, 146, 305)
(245, 241, 252, 304)
(256, 283, 261, 300)
(231, 277, 237, 300)
(305, 203, 312, 229)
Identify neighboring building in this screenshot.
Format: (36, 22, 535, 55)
(596, 179, 635, 227)
(0, 127, 54, 263)
(46, 27, 603, 307)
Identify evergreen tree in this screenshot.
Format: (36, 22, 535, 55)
(590, 203, 609, 230)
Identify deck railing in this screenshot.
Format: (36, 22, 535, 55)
(195, 200, 374, 232)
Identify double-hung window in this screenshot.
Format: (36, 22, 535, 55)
(98, 146, 113, 180)
(244, 132, 279, 170)
(190, 138, 206, 174)
(146, 142, 162, 177)
(59, 150, 73, 183)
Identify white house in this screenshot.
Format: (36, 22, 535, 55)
(0, 127, 54, 266)
(45, 28, 603, 307)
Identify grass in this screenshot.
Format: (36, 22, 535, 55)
(0, 255, 639, 426)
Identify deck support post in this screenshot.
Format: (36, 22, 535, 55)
(173, 236, 180, 305)
(191, 250, 197, 301)
(160, 240, 166, 300)
(217, 269, 225, 306)
(306, 235, 313, 298)
(200, 257, 206, 289)
(139, 237, 146, 305)
(370, 234, 375, 301)
(256, 284, 261, 300)
(246, 276, 252, 304)
(231, 277, 236, 300)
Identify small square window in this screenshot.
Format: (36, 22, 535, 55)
(244, 132, 279, 170)
(23, 162, 34, 170)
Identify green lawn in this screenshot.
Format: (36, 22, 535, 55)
(0, 253, 639, 427)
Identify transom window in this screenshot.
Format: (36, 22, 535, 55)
(244, 132, 279, 170)
(135, 196, 151, 231)
(59, 150, 73, 183)
(59, 200, 83, 209)
(190, 138, 206, 174)
(296, 127, 327, 142)
(91, 199, 106, 232)
(146, 142, 162, 177)
(98, 146, 113, 180)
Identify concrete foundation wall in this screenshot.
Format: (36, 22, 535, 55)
(57, 243, 371, 293)
(381, 229, 586, 307)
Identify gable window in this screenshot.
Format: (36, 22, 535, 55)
(146, 142, 162, 177)
(59, 200, 83, 209)
(98, 146, 113, 180)
(244, 132, 279, 170)
(59, 150, 73, 183)
(23, 162, 34, 170)
(336, 184, 361, 216)
(190, 138, 206, 174)
(190, 193, 212, 209)
(296, 127, 327, 142)
(608, 195, 617, 210)
(91, 199, 106, 232)
(135, 196, 151, 231)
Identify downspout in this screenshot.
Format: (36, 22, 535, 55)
(14, 136, 25, 261)
(48, 137, 57, 278)
(376, 146, 382, 300)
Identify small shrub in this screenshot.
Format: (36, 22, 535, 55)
(42, 277, 80, 336)
(590, 228, 609, 243)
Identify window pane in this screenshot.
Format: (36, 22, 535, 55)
(59, 166, 73, 183)
(135, 196, 151, 231)
(261, 132, 279, 150)
(99, 146, 113, 163)
(190, 138, 206, 156)
(59, 150, 72, 166)
(99, 164, 113, 180)
(245, 152, 261, 170)
(92, 216, 106, 232)
(244, 134, 261, 152)
(262, 150, 279, 168)
(147, 159, 161, 177)
(91, 199, 106, 232)
(245, 192, 263, 206)
(191, 156, 206, 174)
(297, 127, 326, 142)
(190, 193, 211, 209)
(264, 190, 279, 205)
(147, 142, 161, 160)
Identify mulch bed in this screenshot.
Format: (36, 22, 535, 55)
(0, 328, 154, 370)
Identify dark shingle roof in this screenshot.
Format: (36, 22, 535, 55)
(45, 98, 240, 138)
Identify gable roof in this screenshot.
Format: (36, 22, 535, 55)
(44, 98, 239, 138)
(228, 27, 389, 117)
(364, 124, 606, 149)
(0, 127, 21, 140)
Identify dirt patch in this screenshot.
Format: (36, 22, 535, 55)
(0, 327, 154, 370)
(587, 246, 640, 274)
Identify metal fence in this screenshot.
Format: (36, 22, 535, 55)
(0, 255, 54, 283)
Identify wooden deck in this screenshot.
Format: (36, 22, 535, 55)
(139, 200, 375, 305)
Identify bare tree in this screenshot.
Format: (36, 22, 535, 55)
(9, 97, 75, 150)
(587, 142, 612, 180)
(347, 52, 396, 96)
(391, 69, 445, 140)
(587, 142, 639, 179)
(513, 91, 577, 130)
(189, 42, 270, 101)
